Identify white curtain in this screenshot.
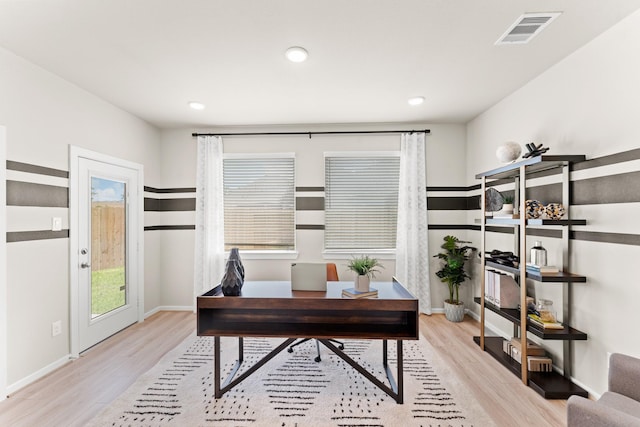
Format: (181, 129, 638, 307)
(395, 132, 431, 314)
(193, 135, 225, 307)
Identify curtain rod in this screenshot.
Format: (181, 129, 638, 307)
(192, 129, 430, 138)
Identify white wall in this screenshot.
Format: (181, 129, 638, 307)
(465, 9, 640, 395)
(0, 126, 7, 400)
(159, 124, 466, 309)
(0, 47, 161, 388)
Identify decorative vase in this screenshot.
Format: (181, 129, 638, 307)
(444, 300, 465, 322)
(545, 203, 566, 220)
(227, 247, 244, 281)
(355, 275, 370, 292)
(525, 199, 544, 219)
(221, 259, 243, 296)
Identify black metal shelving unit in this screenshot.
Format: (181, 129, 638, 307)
(475, 155, 588, 399)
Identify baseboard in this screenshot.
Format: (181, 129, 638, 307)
(429, 307, 478, 319)
(6, 354, 71, 396)
(145, 306, 192, 318)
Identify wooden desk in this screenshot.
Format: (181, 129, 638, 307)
(197, 278, 419, 403)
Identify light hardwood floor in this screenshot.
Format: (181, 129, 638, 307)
(0, 311, 567, 426)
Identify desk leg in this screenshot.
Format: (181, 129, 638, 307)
(320, 339, 404, 404)
(382, 340, 403, 404)
(214, 337, 296, 399)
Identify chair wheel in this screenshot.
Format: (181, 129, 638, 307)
(287, 348, 293, 353)
(314, 356, 321, 362)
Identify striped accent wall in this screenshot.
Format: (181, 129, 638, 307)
(5, 146, 640, 245)
(6, 161, 70, 243)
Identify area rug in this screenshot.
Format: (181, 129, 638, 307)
(88, 333, 495, 427)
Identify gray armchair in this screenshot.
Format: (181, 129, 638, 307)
(567, 353, 640, 426)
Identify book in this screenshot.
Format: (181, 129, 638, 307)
(525, 263, 560, 273)
(342, 287, 378, 299)
(528, 313, 564, 329)
(510, 337, 547, 356)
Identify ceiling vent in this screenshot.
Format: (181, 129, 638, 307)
(496, 12, 562, 45)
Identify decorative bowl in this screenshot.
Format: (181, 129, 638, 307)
(545, 203, 566, 219)
(525, 199, 544, 219)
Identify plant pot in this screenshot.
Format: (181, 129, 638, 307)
(355, 275, 370, 292)
(501, 203, 514, 214)
(444, 300, 465, 322)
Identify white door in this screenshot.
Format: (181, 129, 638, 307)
(70, 147, 143, 354)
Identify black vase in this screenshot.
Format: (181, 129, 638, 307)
(221, 259, 243, 296)
(228, 247, 245, 281)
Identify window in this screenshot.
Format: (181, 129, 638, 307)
(223, 154, 295, 251)
(324, 154, 400, 251)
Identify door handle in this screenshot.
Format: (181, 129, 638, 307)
(80, 262, 91, 269)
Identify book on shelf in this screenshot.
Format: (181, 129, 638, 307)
(342, 287, 378, 299)
(525, 263, 560, 273)
(528, 313, 564, 329)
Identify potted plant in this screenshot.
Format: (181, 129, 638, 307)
(433, 235, 474, 322)
(347, 255, 382, 292)
(501, 194, 514, 215)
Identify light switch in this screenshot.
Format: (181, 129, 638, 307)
(52, 217, 62, 231)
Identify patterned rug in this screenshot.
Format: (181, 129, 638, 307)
(88, 333, 495, 426)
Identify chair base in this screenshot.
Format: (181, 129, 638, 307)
(288, 338, 344, 361)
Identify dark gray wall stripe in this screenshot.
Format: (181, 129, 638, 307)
(571, 230, 640, 246)
(467, 195, 481, 210)
(144, 198, 196, 211)
(471, 226, 640, 246)
(296, 187, 324, 192)
(6, 161, 69, 178)
(428, 224, 473, 230)
(428, 186, 476, 192)
(7, 229, 69, 242)
(296, 224, 324, 230)
(572, 148, 640, 172)
(144, 225, 196, 231)
(572, 171, 640, 205)
(144, 186, 196, 193)
(296, 197, 324, 211)
(7, 181, 68, 207)
(427, 196, 468, 210)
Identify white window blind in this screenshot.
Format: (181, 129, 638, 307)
(324, 155, 400, 250)
(223, 156, 295, 251)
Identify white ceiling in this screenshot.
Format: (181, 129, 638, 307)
(1, 0, 640, 129)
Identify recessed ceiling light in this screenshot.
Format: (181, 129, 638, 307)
(285, 46, 308, 63)
(408, 96, 425, 106)
(188, 101, 206, 110)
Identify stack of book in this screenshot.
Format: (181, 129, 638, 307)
(503, 337, 553, 372)
(342, 287, 378, 299)
(528, 313, 564, 329)
(525, 263, 560, 275)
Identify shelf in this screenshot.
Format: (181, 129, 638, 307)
(485, 261, 587, 283)
(475, 155, 586, 180)
(473, 336, 588, 399)
(474, 297, 587, 340)
(476, 154, 587, 399)
(482, 217, 587, 227)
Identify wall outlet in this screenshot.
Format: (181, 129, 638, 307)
(52, 320, 62, 337)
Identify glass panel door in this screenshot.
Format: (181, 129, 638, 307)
(90, 177, 127, 319)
